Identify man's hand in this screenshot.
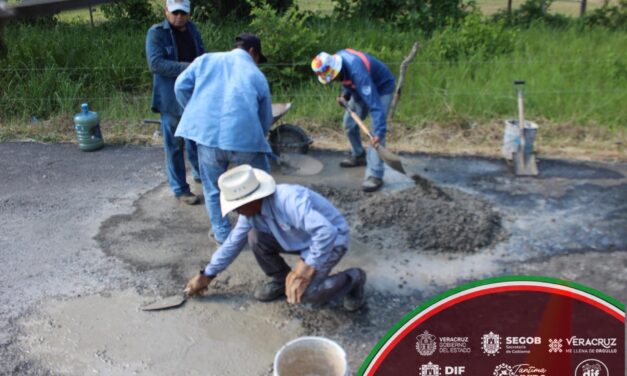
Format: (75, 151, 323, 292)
(184, 272, 214, 297)
(370, 135, 381, 147)
(336, 93, 351, 108)
(285, 260, 316, 304)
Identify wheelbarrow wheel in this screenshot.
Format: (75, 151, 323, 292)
(269, 124, 313, 155)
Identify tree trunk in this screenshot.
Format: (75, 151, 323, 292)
(389, 42, 421, 121)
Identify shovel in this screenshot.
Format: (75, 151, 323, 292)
(512, 80, 539, 176)
(141, 292, 188, 311)
(338, 97, 406, 175)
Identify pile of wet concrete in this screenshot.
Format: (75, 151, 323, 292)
(311, 182, 502, 253)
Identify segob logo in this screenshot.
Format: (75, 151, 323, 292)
(415, 330, 437, 356)
(574, 359, 609, 376)
(420, 361, 441, 376)
(482, 331, 501, 355)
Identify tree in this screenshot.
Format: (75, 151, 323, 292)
(192, 0, 294, 22)
(101, 0, 157, 24)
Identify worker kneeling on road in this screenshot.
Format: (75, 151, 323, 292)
(184, 164, 367, 311)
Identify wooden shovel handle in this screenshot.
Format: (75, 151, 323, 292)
(338, 97, 374, 140)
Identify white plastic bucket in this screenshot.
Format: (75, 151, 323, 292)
(273, 336, 348, 376)
(502, 119, 538, 160)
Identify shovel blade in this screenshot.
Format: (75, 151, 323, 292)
(513, 152, 538, 176)
(141, 294, 187, 311)
(376, 146, 405, 175)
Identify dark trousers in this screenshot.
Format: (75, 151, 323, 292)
(248, 229, 361, 304)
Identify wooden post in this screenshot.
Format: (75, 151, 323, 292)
(507, 0, 513, 14)
(580, 0, 587, 16)
(389, 41, 421, 121)
(0, 21, 6, 58)
(88, 7, 94, 27)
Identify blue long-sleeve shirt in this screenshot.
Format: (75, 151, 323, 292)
(203, 185, 350, 276)
(174, 48, 273, 153)
(146, 20, 204, 116)
(337, 49, 396, 139)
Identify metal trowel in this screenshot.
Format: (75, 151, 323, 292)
(141, 293, 188, 311)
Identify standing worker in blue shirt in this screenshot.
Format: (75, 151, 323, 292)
(184, 165, 367, 312)
(146, 0, 204, 205)
(174, 33, 273, 244)
(312, 50, 396, 192)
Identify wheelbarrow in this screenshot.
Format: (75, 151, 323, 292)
(144, 104, 322, 176)
(270, 103, 323, 176)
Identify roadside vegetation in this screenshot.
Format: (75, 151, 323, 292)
(0, 0, 625, 160)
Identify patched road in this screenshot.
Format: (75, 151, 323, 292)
(0, 142, 625, 375)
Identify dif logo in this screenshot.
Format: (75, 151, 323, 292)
(574, 359, 609, 376)
(419, 362, 466, 376)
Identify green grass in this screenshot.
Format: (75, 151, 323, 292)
(280, 20, 626, 131)
(398, 26, 627, 129)
(47, 0, 618, 20)
(0, 9, 625, 159)
(476, 0, 618, 16)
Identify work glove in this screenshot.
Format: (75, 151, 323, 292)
(285, 259, 316, 304)
(184, 271, 214, 297)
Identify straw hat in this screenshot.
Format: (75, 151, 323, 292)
(218, 165, 276, 217)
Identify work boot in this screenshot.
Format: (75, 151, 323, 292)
(343, 268, 367, 312)
(339, 153, 366, 168)
(254, 279, 286, 302)
(176, 192, 200, 205)
(362, 176, 383, 192)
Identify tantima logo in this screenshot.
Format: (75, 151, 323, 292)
(575, 359, 609, 376)
(494, 363, 547, 375)
(493, 363, 514, 376)
(415, 330, 437, 356)
(482, 331, 501, 355)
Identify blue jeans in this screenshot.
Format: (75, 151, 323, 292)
(343, 93, 393, 179)
(248, 229, 359, 304)
(160, 113, 200, 196)
(197, 145, 270, 242)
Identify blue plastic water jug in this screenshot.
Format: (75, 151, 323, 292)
(73, 103, 104, 151)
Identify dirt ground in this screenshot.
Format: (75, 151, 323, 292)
(0, 142, 625, 375)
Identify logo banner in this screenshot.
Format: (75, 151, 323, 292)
(359, 276, 625, 376)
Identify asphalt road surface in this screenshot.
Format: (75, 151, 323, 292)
(0, 142, 625, 375)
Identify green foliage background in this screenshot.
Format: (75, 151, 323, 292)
(0, 0, 625, 143)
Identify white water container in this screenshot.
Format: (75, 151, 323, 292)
(273, 336, 348, 376)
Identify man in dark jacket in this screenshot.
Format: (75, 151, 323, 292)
(312, 50, 396, 192)
(146, 0, 204, 205)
